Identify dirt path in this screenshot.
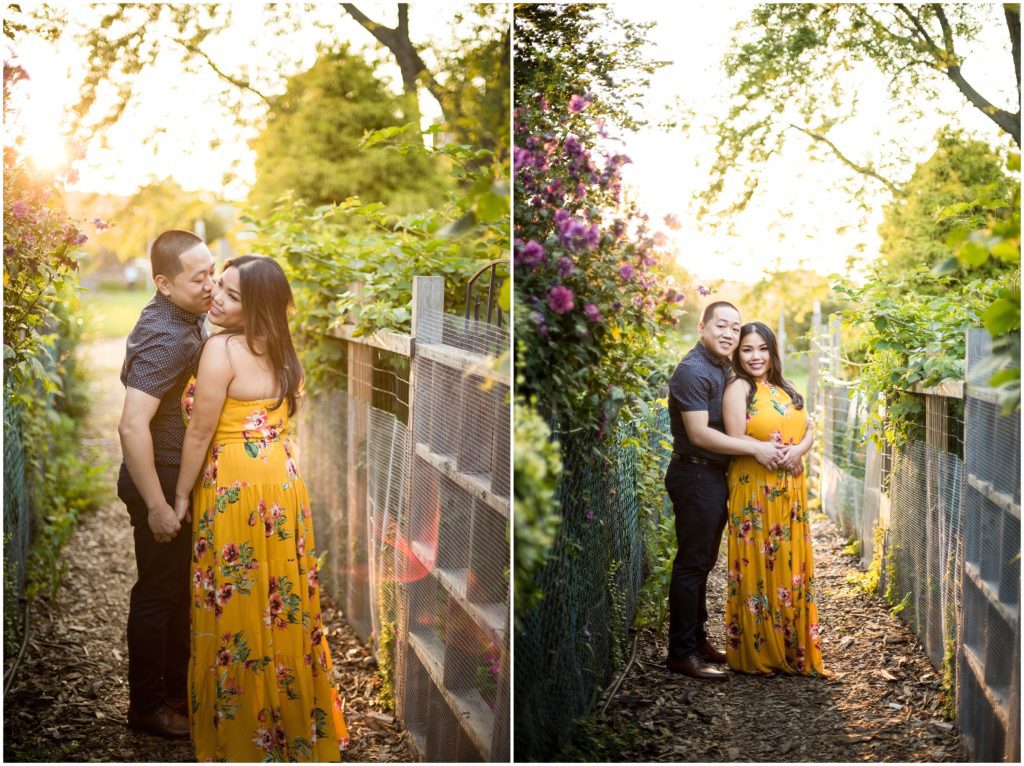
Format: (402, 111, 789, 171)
(564, 514, 967, 762)
(3, 338, 414, 762)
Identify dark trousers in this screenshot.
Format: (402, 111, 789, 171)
(664, 460, 729, 660)
(117, 463, 191, 714)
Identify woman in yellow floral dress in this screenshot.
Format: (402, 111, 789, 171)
(722, 322, 824, 676)
(174, 256, 348, 761)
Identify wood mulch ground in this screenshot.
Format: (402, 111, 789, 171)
(564, 511, 968, 762)
(3, 338, 416, 762)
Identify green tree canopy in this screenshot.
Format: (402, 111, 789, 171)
(740, 268, 842, 353)
(877, 129, 1015, 287)
(706, 4, 1020, 218)
(247, 47, 445, 213)
(514, 3, 669, 132)
(67, 179, 227, 264)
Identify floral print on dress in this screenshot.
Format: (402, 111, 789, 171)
(181, 376, 348, 760)
(242, 408, 284, 461)
(726, 381, 825, 676)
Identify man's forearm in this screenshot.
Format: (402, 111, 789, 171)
(690, 425, 766, 457)
(119, 425, 167, 509)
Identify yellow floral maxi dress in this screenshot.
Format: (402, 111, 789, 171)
(725, 382, 825, 675)
(183, 379, 349, 761)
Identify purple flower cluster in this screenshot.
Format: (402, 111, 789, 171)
(547, 285, 574, 315)
(553, 208, 600, 252)
(513, 91, 686, 367)
(515, 238, 546, 267)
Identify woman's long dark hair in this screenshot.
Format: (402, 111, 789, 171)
(213, 255, 303, 416)
(732, 321, 804, 411)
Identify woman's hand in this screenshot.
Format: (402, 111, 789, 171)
(174, 494, 192, 526)
(779, 444, 807, 476)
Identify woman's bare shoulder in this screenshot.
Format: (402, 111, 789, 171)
(725, 376, 752, 394)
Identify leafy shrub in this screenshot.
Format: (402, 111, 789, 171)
(3, 63, 105, 609)
(244, 132, 509, 387)
(513, 400, 562, 624)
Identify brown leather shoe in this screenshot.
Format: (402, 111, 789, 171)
(666, 653, 729, 681)
(697, 640, 727, 664)
(127, 704, 189, 739)
(166, 695, 188, 716)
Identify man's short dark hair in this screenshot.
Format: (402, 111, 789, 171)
(701, 300, 739, 324)
(151, 230, 203, 280)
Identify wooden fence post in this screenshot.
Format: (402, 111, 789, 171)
(396, 276, 444, 739)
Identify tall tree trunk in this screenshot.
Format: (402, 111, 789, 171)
(1006, 5, 1021, 107)
(341, 3, 451, 127)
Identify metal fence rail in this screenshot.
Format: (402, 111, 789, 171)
(298, 276, 510, 762)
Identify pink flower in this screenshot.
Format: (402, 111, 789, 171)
(64, 227, 87, 246)
(664, 213, 681, 230)
(11, 201, 31, 219)
(556, 257, 574, 277)
(252, 728, 273, 751)
(583, 303, 601, 323)
(568, 94, 588, 113)
(221, 542, 240, 563)
(619, 264, 635, 281)
(516, 239, 546, 267)
(546, 285, 574, 315)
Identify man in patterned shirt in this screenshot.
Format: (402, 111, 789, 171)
(664, 301, 785, 680)
(117, 230, 214, 738)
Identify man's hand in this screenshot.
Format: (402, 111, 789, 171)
(174, 495, 192, 526)
(148, 500, 181, 543)
(752, 440, 785, 470)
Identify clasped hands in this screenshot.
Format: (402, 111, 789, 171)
(753, 441, 805, 476)
(147, 497, 193, 544)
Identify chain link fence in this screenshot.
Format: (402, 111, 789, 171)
(3, 389, 30, 602)
(514, 406, 670, 760)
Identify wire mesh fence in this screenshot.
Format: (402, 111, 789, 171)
(958, 328, 1020, 763)
(514, 407, 670, 761)
(812, 322, 1020, 762)
(298, 280, 510, 762)
(3, 388, 30, 602)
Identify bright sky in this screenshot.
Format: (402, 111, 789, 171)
(613, 2, 1017, 285)
(4, 3, 502, 200)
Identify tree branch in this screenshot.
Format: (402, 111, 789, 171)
(1006, 5, 1021, 103)
(931, 4, 1020, 146)
(894, 4, 941, 55)
(171, 36, 274, 106)
(787, 123, 903, 195)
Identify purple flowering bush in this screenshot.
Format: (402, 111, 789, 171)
(3, 62, 108, 607)
(3, 64, 88, 396)
(514, 94, 684, 434)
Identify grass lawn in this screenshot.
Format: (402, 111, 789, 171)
(78, 288, 153, 339)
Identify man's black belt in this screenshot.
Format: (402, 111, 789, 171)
(671, 451, 728, 469)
